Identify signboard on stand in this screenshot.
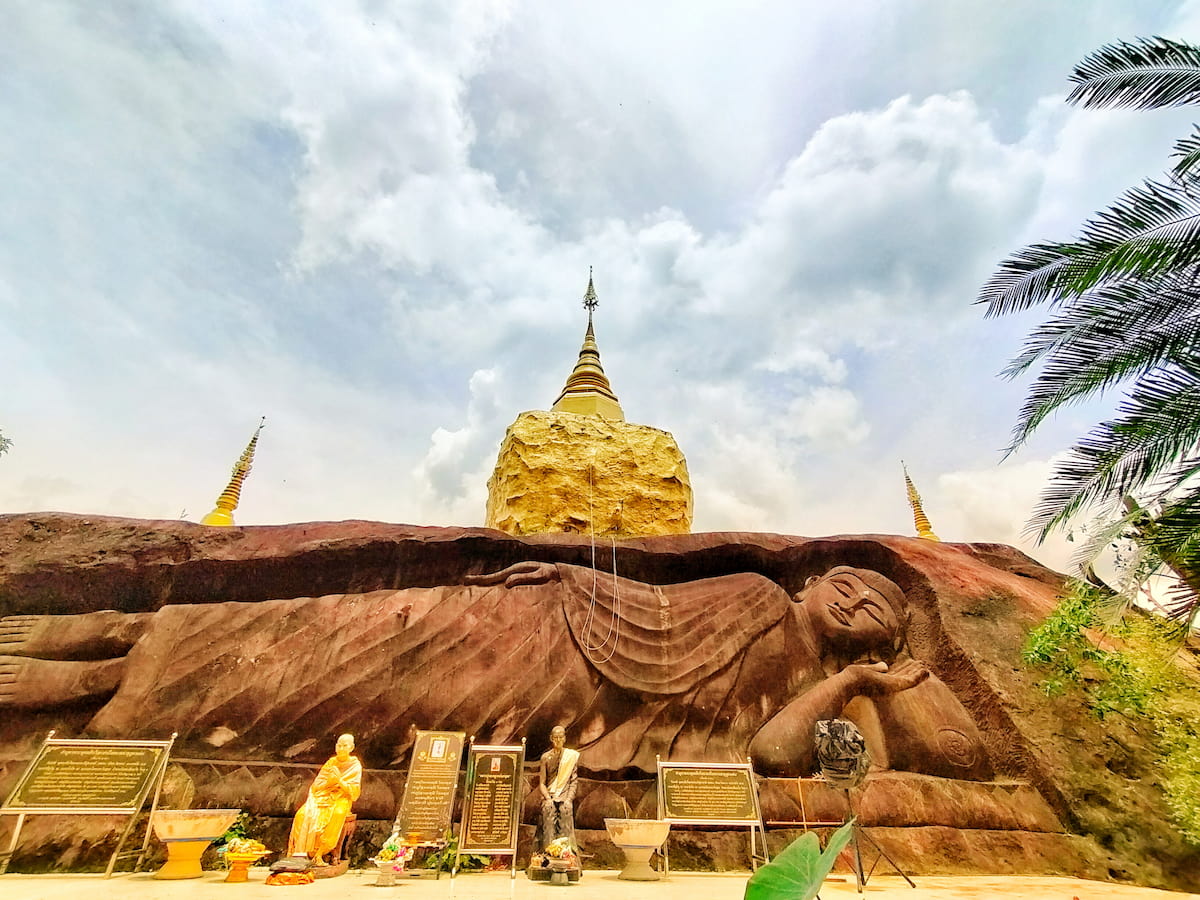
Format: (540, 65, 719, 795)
(656, 758, 769, 876)
(394, 731, 465, 844)
(455, 740, 525, 878)
(1, 731, 175, 877)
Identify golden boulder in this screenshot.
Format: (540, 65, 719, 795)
(485, 410, 692, 537)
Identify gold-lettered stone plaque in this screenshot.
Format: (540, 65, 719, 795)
(460, 747, 523, 852)
(8, 744, 165, 811)
(660, 765, 758, 823)
(395, 731, 465, 843)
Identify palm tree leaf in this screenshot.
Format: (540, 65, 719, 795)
(1067, 179, 1200, 292)
(980, 178, 1200, 317)
(1028, 364, 1200, 534)
(1067, 36, 1200, 109)
(1001, 277, 1200, 450)
(1171, 126, 1200, 182)
(977, 242, 1078, 317)
(1004, 273, 1200, 376)
(1131, 489, 1200, 620)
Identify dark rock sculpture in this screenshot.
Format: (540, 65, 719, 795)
(2, 560, 989, 786)
(0, 513, 1196, 890)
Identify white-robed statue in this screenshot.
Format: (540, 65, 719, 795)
(537, 725, 578, 851)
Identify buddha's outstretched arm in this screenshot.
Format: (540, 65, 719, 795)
(749, 660, 929, 776)
(464, 562, 560, 588)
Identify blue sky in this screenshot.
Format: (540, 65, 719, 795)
(3, 0, 1199, 571)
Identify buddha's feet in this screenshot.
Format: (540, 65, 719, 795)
(0, 611, 151, 660)
(0, 655, 127, 708)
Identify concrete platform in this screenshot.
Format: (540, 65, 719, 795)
(0, 870, 1197, 900)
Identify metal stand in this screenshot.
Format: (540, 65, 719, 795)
(1, 732, 175, 878)
(842, 788, 914, 892)
(452, 738, 525, 881)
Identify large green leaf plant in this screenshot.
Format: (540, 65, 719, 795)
(743, 821, 855, 900)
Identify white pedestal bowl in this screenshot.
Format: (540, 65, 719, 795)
(604, 818, 670, 881)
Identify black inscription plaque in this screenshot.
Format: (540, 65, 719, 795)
(7, 744, 165, 811)
(459, 746, 523, 853)
(659, 764, 759, 823)
(394, 731, 465, 843)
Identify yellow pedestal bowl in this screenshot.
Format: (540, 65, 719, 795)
(152, 809, 241, 880)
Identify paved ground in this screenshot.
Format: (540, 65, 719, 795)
(1, 870, 1198, 900)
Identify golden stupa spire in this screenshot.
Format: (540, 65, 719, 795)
(201, 418, 265, 527)
(903, 461, 940, 541)
(551, 268, 624, 421)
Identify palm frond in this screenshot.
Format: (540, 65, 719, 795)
(1029, 368, 1200, 537)
(1130, 489, 1200, 619)
(1068, 36, 1200, 109)
(1004, 273, 1200, 377)
(1000, 278, 1200, 450)
(1170, 126, 1200, 182)
(977, 242, 1077, 317)
(1067, 179, 1200, 292)
(981, 178, 1200, 318)
(1067, 505, 1141, 576)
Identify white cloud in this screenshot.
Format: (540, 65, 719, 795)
(938, 457, 1075, 572)
(411, 368, 507, 523)
(3, 1, 1196, 579)
(788, 387, 870, 447)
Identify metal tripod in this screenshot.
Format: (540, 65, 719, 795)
(842, 788, 915, 892)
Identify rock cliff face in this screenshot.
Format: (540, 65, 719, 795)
(485, 410, 692, 537)
(0, 512, 1196, 889)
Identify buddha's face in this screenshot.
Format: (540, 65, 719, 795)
(335, 734, 355, 760)
(794, 567, 901, 656)
(550, 727, 566, 750)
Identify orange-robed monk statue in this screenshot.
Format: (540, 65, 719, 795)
(288, 733, 362, 865)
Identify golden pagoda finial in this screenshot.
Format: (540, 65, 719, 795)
(583, 266, 598, 315)
(902, 461, 940, 541)
(201, 418, 265, 527)
(552, 270, 624, 421)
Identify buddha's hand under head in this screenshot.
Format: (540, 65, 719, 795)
(846, 659, 929, 697)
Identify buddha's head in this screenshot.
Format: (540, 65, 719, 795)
(793, 566, 907, 663)
(335, 733, 355, 761)
(550, 725, 567, 751)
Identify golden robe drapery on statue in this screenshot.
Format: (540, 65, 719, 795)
(288, 734, 362, 864)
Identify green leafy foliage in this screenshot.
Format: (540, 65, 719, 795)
(421, 833, 489, 872)
(214, 812, 254, 849)
(0, 431, 10, 456)
(1024, 581, 1200, 843)
(743, 820, 855, 900)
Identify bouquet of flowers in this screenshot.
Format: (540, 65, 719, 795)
(543, 837, 578, 866)
(374, 835, 412, 870)
(223, 837, 268, 856)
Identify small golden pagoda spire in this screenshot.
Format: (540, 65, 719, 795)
(903, 461, 941, 542)
(201, 418, 265, 527)
(552, 269, 624, 421)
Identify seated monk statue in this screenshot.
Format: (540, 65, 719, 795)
(537, 725, 578, 851)
(287, 733, 362, 866)
(0, 563, 992, 783)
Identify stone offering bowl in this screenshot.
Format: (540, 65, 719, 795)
(151, 809, 241, 880)
(370, 856, 405, 887)
(603, 818, 671, 881)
